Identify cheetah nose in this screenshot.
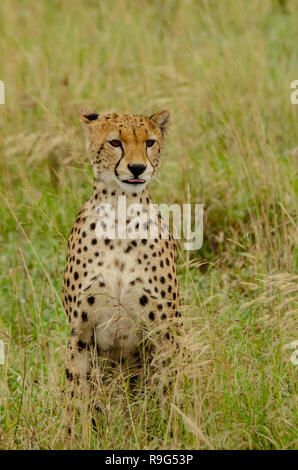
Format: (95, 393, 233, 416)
(128, 164, 146, 178)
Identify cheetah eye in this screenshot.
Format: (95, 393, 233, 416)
(109, 139, 122, 148)
(146, 139, 155, 148)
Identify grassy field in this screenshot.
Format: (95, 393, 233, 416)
(0, 0, 297, 450)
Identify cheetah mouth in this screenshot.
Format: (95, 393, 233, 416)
(123, 178, 146, 184)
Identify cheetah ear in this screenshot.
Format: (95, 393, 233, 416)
(79, 106, 99, 125)
(149, 109, 171, 136)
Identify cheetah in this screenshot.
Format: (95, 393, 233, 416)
(62, 106, 183, 407)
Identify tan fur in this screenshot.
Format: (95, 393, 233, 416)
(62, 108, 182, 403)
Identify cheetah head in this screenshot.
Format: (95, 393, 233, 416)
(80, 107, 171, 193)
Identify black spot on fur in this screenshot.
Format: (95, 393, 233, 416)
(82, 311, 88, 322)
(77, 340, 86, 351)
(139, 295, 148, 306)
(149, 311, 155, 321)
(87, 296, 95, 305)
(65, 368, 73, 381)
(84, 113, 99, 121)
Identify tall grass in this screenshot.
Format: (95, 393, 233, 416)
(0, 0, 297, 449)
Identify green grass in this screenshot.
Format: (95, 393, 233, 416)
(0, 0, 297, 449)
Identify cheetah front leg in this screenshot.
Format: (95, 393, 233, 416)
(64, 325, 113, 438)
(149, 327, 182, 408)
(138, 309, 183, 410)
(65, 326, 101, 423)
(66, 331, 93, 391)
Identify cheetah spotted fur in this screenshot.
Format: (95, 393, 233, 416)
(62, 107, 183, 404)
